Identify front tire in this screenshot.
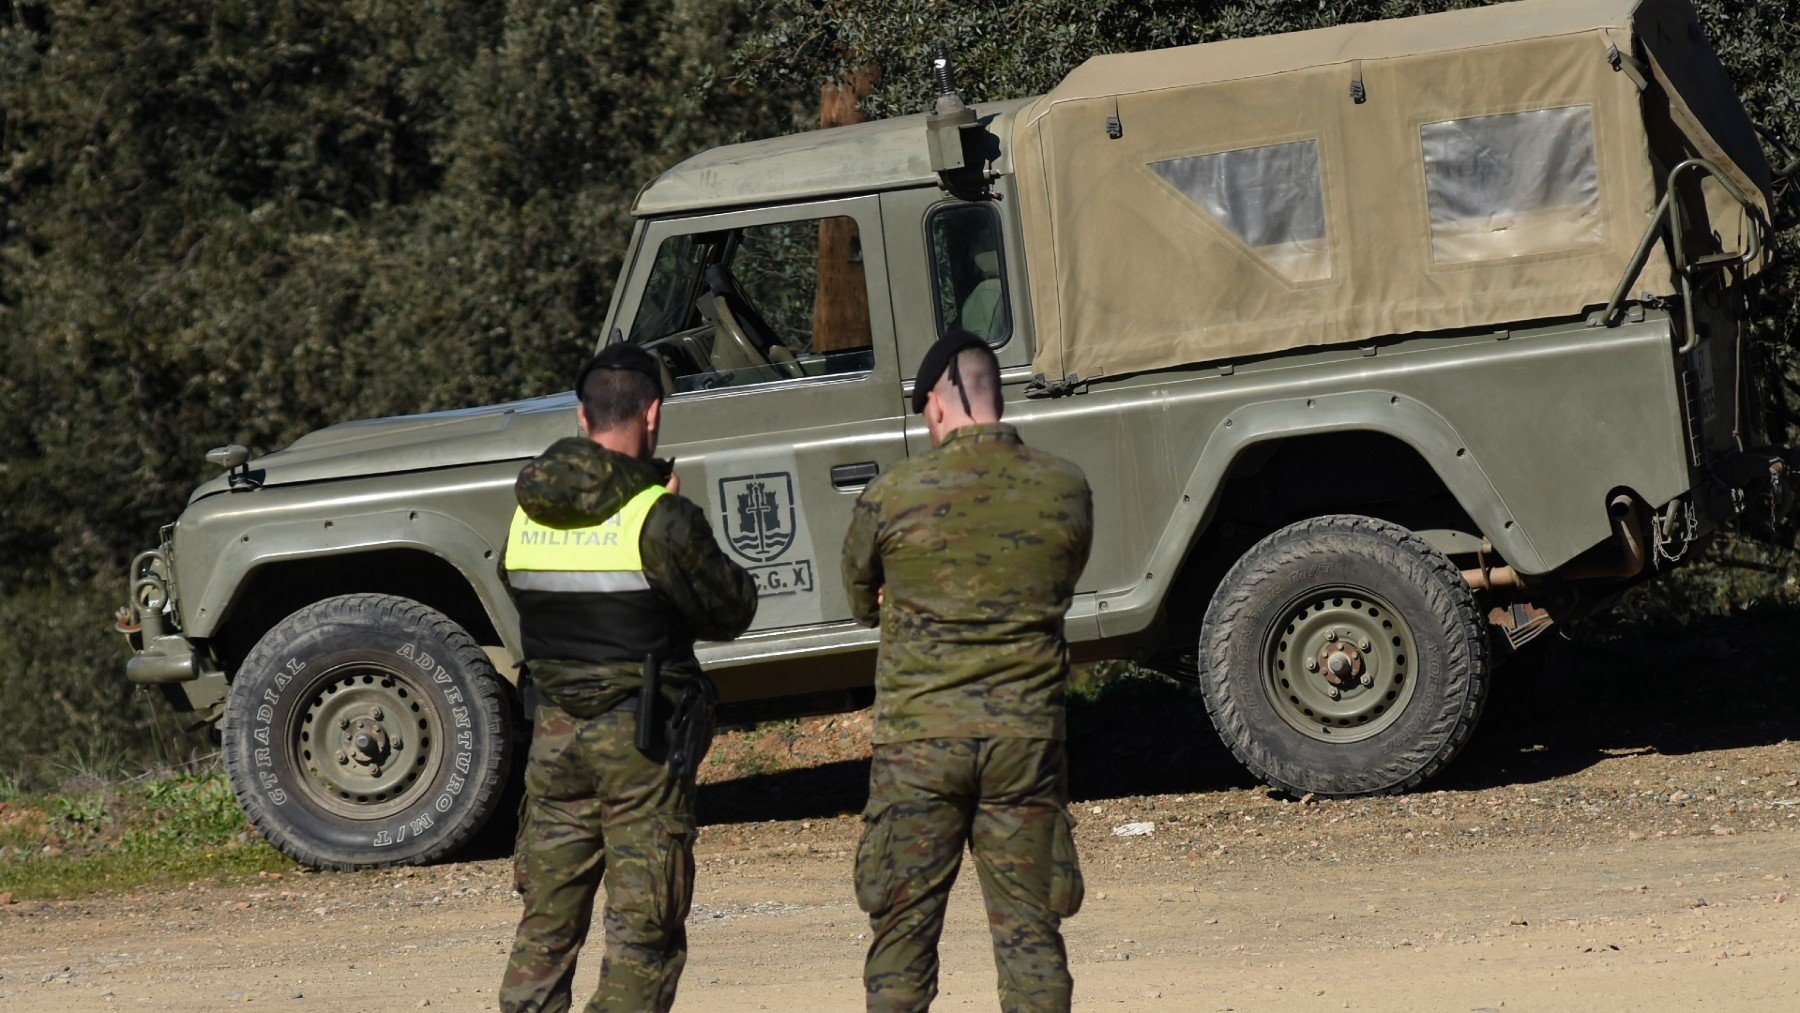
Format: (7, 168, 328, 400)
(221, 594, 518, 869)
(1197, 515, 1489, 796)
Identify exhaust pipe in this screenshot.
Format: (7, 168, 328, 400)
(1464, 494, 1649, 592)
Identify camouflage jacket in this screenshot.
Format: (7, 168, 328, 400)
(507, 437, 758, 718)
(841, 423, 1093, 742)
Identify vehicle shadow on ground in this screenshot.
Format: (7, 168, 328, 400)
(691, 601, 1800, 825)
(693, 674, 1254, 828)
(699, 758, 871, 826)
(1439, 601, 1800, 793)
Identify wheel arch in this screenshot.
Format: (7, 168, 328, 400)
(1103, 389, 1542, 639)
(207, 546, 512, 679)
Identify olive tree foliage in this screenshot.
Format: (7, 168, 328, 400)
(0, 0, 803, 784)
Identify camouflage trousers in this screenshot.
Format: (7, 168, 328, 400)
(502, 702, 699, 1013)
(856, 737, 1084, 1013)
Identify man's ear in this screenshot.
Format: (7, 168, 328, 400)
(923, 388, 945, 427)
(576, 402, 591, 436)
(644, 396, 663, 433)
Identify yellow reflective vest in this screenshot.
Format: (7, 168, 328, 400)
(504, 485, 683, 666)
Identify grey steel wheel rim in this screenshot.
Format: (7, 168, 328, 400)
(1264, 585, 1420, 743)
(292, 663, 444, 819)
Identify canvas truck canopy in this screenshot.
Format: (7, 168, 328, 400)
(1012, 0, 1773, 385)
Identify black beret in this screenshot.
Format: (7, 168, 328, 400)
(576, 343, 664, 397)
(911, 330, 995, 414)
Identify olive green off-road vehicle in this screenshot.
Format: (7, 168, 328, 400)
(121, 0, 1798, 868)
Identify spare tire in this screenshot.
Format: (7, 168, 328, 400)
(220, 594, 518, 869)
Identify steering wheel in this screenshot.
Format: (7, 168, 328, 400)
(708, 292, 773, 369)
(637, 338, 689, 394)
(702, 262, 806, 381)
(709, 293, 803, 379)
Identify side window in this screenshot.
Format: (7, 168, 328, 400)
(627, 215, 875, 394)
(926, 203, 1011, 346)
(1150, 140, 1331, 284)
(1421, 105, 1602, 265)
(628, 234, 701, 346)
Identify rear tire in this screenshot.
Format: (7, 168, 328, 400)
(221, 594, 518, 869)
(1197, 515, 1488, 796)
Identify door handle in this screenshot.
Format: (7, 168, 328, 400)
(831, 461, 880, 489)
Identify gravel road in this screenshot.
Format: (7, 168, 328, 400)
(6, 628, 1800, 1010)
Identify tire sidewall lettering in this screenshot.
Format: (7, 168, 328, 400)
(365, 640, 480, 848)
(224, 598, 515, 868)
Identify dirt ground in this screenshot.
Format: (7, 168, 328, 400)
(7, 628, 1800, 1010)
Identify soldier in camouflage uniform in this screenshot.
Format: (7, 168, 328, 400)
(841, 331, 1094, 1012)
(501, 345, 758, 1013)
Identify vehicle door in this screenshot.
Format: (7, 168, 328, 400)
(881, 185, 1143, 615)
(611, 195, 905, 632)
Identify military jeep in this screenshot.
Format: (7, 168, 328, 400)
(121, 0, 1797, 868)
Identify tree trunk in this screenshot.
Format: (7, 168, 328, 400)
(813, 67, 878, 353)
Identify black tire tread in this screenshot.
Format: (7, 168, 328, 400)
(1196, 514, 1489, 798)
(220, 593, 514, 871)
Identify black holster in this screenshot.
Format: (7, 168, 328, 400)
(663, 675, 717, 781)
(632, 656, 716, 781)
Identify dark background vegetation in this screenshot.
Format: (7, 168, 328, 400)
(2, 0, 1796, 790)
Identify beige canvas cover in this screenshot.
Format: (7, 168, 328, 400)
(1013, 0, 1772, 383)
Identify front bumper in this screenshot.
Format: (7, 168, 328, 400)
(126, 634, 199, 685)
(119, 546, 226, 716)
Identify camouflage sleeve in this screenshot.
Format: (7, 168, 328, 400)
(640, 494, 759, 642)
(840, 482, 884, 627)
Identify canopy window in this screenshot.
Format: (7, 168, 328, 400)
(1150, 139, 1332, 284)
(1422, 106, 1604, 265)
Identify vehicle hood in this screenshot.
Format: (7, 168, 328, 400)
(191, 393, 578, 501)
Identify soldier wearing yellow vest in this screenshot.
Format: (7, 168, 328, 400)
(501, 345, 758, 1013)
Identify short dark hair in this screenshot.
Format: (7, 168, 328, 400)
(578, 351, 662, 430)
(938, 345, 1002, 418)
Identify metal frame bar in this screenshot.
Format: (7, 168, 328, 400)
(1601, 157, 1763, 350)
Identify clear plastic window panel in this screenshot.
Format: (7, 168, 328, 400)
(628, 217, 874, 395)
(1150, 139, 1331, 283)
(926, 203, 1012, 345)
(1421, 105, 1602, 264)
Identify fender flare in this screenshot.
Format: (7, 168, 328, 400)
(184, 508, 517, 653)
(1095, 388, 1543, 636)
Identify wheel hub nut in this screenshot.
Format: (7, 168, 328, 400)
(1317, 643, 1366, 687)
(346, 718, 392, 765)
